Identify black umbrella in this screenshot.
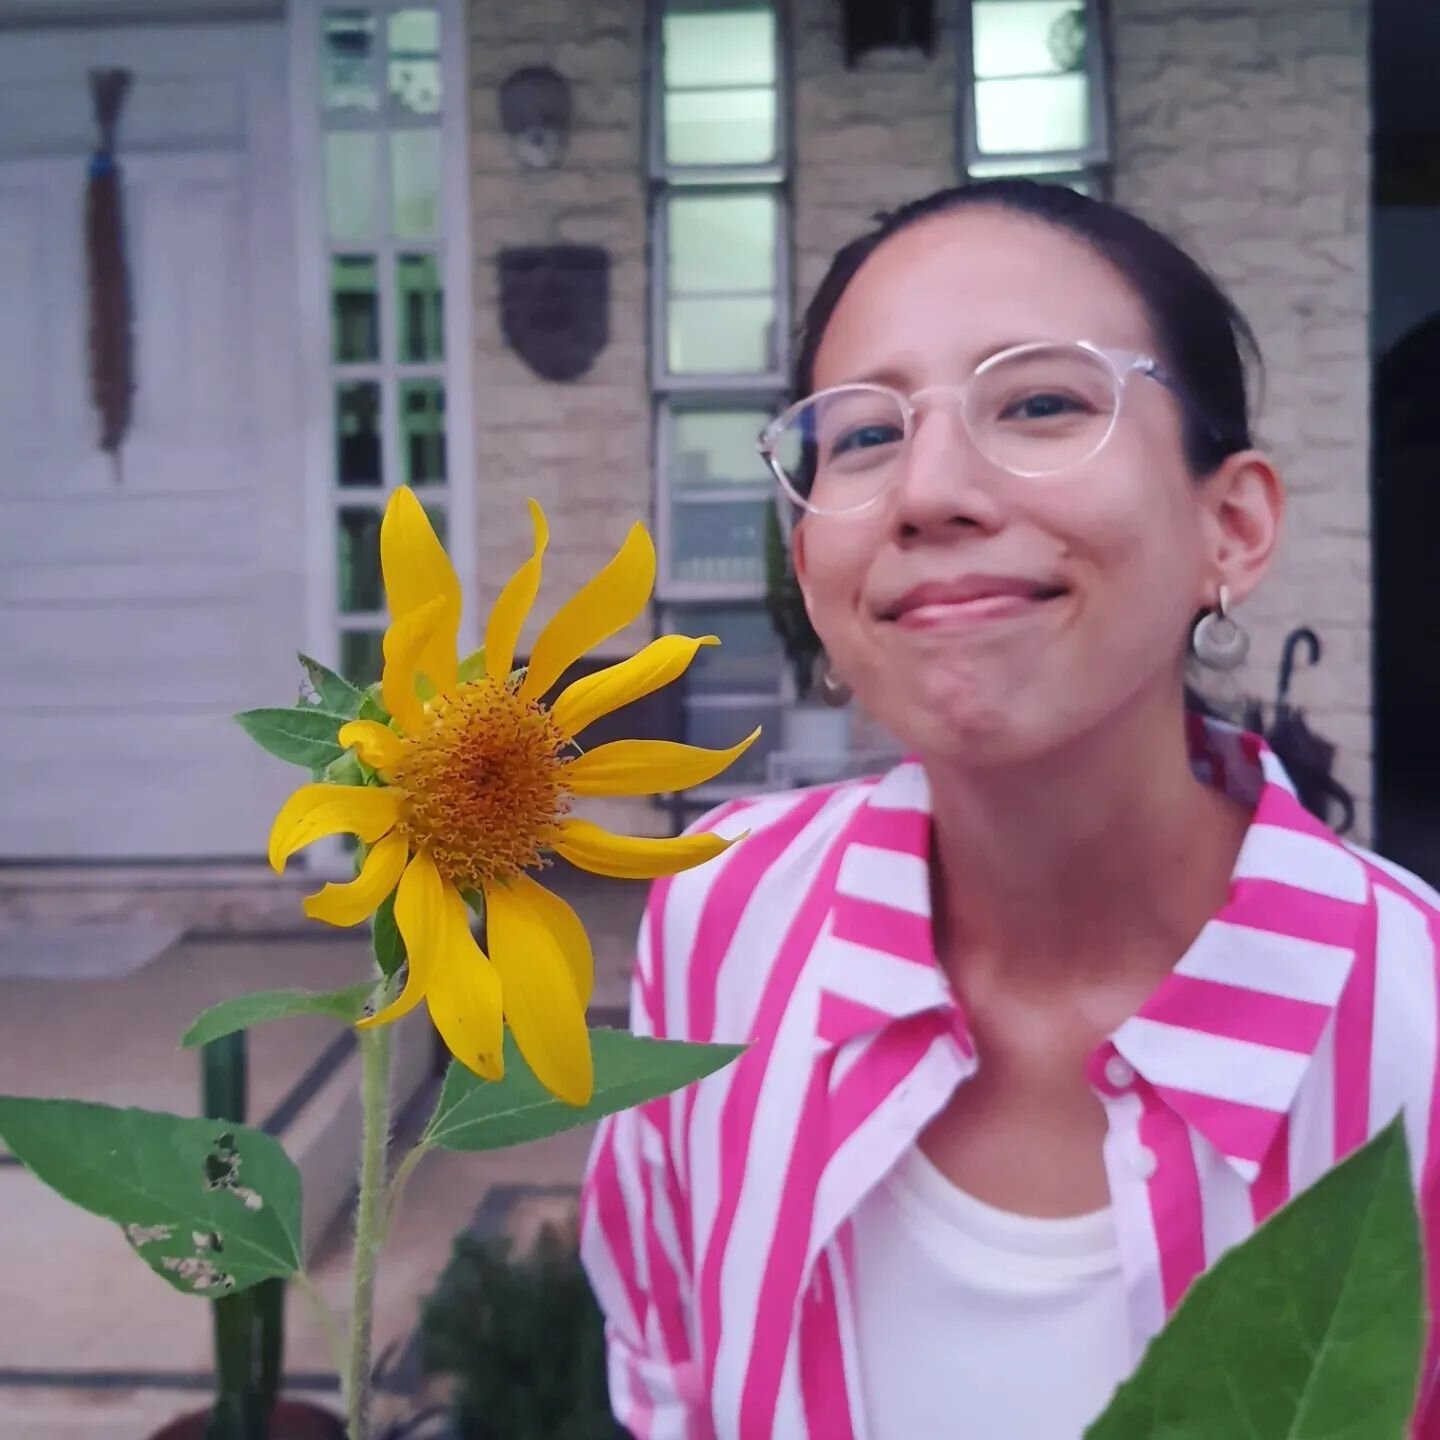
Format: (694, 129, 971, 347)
(1242, 628, 1356, 834)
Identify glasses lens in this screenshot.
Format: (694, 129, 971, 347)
(966, 345, 1121, 477)
(771, 386, 907, 512)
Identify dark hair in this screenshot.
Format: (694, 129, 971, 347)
(791, 178, 1262, 476)
(789, 180, 1354, 834)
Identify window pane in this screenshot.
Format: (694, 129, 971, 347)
(664, 88, 777, 166)
(669, 408, 772, 488)
(397, 252, 444, 361)
(338, 507, 383, 613)
(663, 9, 776, 88)
(972, 1, 1089, 79)
(670, 496, 767, 585)
(336, 381, 382, 487)
(974, 74, 1089, 154)
(340, 629, 385, 687)
(666, 604, 783, 695)
(391, 129, 441, 237)
(683, 699, 780, 787)
(322, 8, 379, 112)
(424, 503, 447, 547)
(668, 297, 775, 374)
(331, 254, 379, 363)
(388, 7, 442, 116)
(400, 379, 446, 488)
(668, 193, 776, 294)
(325, 131, 380, 241)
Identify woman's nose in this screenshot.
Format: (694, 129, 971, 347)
(892, 399, 1005, 532)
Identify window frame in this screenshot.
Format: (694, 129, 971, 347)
(956, 0, 1114, 178)
(647, 0, 793, 808)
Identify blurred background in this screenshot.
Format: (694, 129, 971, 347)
(0, 0, 1433, 1434)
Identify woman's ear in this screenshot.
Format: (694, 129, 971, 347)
(1200, 449, 1285, 604)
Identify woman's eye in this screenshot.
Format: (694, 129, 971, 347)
(1001, 391, 1088, 422)
(831, 422, 903, 457)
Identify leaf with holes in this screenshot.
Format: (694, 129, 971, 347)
(297, 653, 365, 717)
(234, 707, 350, 773)
(181, 982, 378, 1050)
(1085, 1117, 1423, 1439)
(0, 1098, 302, 1296)
(423, 1028, 744, 1152)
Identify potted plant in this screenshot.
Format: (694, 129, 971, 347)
(763, 502, 851, 767)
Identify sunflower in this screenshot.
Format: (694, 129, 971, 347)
(269, 487, 755, 1106)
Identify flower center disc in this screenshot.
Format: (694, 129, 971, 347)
(391, 677, 571, 892)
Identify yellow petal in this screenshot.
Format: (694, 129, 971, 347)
(485, 879, 594, 1106)
(337, 719, 405, 777)
(501, 872, 593, 1005)
(485, 500, 549, 684)
(566, 728, 761, 798)
(382, 593, 446, 736)
(302, 831, 409, 926)
(519, 523, 656, 702)
(268, 784, 402, 872)
(425, 888, 505, 1082)
(553, 817, 742, 880)
(357, 850, 441, 1029)
(380, 486, 460, 696)
(550, 633, 718, 739)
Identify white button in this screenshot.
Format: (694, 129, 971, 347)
(1130, 1145, 1158, 1181)
(1104, 1054, 1136, 1090)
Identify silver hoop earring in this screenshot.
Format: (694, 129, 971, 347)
(1192, 585, 1250, 672)
(818, 656, 852, 708)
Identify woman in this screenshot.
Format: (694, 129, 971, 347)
(580, 180, 1440, 1439)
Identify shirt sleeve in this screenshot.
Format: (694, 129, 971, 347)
(579, 891, 705, 1439)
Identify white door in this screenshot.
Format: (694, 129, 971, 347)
(0, 20, 306, 859)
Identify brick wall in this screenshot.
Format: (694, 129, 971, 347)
(466, 0, 650, 652)
(1108, 0, 1372, 823)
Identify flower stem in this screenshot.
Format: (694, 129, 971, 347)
(345, 1023, 393, 1440)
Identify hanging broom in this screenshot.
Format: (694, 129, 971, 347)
(86, 69, 135, 484)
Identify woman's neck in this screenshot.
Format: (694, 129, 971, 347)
(924, 694, 1252, 997)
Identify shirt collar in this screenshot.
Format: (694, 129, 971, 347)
(810, 718, 1369, 1182)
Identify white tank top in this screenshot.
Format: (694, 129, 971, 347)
(851, 1145, 1132, 1439)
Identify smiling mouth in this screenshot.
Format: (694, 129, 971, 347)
(879, 584, 1069, 628)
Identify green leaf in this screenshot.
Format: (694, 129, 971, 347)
(0, 1098, 303, 1297)
(297, 653, 365, 717)
(372, 891, 406, 979)
(181, 982, 378, 1050)
(234, 707, 349, 772)
(424, 1029, 744, 1152)
(457, 645, 487, 683)
(322, 748, 367, 786)
(359, 683, 389, 724)
(1086, 1117, 1423, 1440)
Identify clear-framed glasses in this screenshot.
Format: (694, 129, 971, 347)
(757, 340, 1176, 517)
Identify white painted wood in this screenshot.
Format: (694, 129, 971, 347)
(0, 20, 306, 860)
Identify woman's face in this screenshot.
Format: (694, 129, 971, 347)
(793, 206, 1272, 767)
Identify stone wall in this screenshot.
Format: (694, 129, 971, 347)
(1109, 0, 1372, 820)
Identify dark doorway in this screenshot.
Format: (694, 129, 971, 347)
(1372, 0, 1440, 884)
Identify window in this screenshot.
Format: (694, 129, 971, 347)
(296, 0, 475, 692)
(649, 0, 789, 803)
(958, 0, 1111, 191)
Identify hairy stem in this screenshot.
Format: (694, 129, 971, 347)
(345, 1023, 393, 1439)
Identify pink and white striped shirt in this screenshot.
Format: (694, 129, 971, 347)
(580, 718, 1440, 1439)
